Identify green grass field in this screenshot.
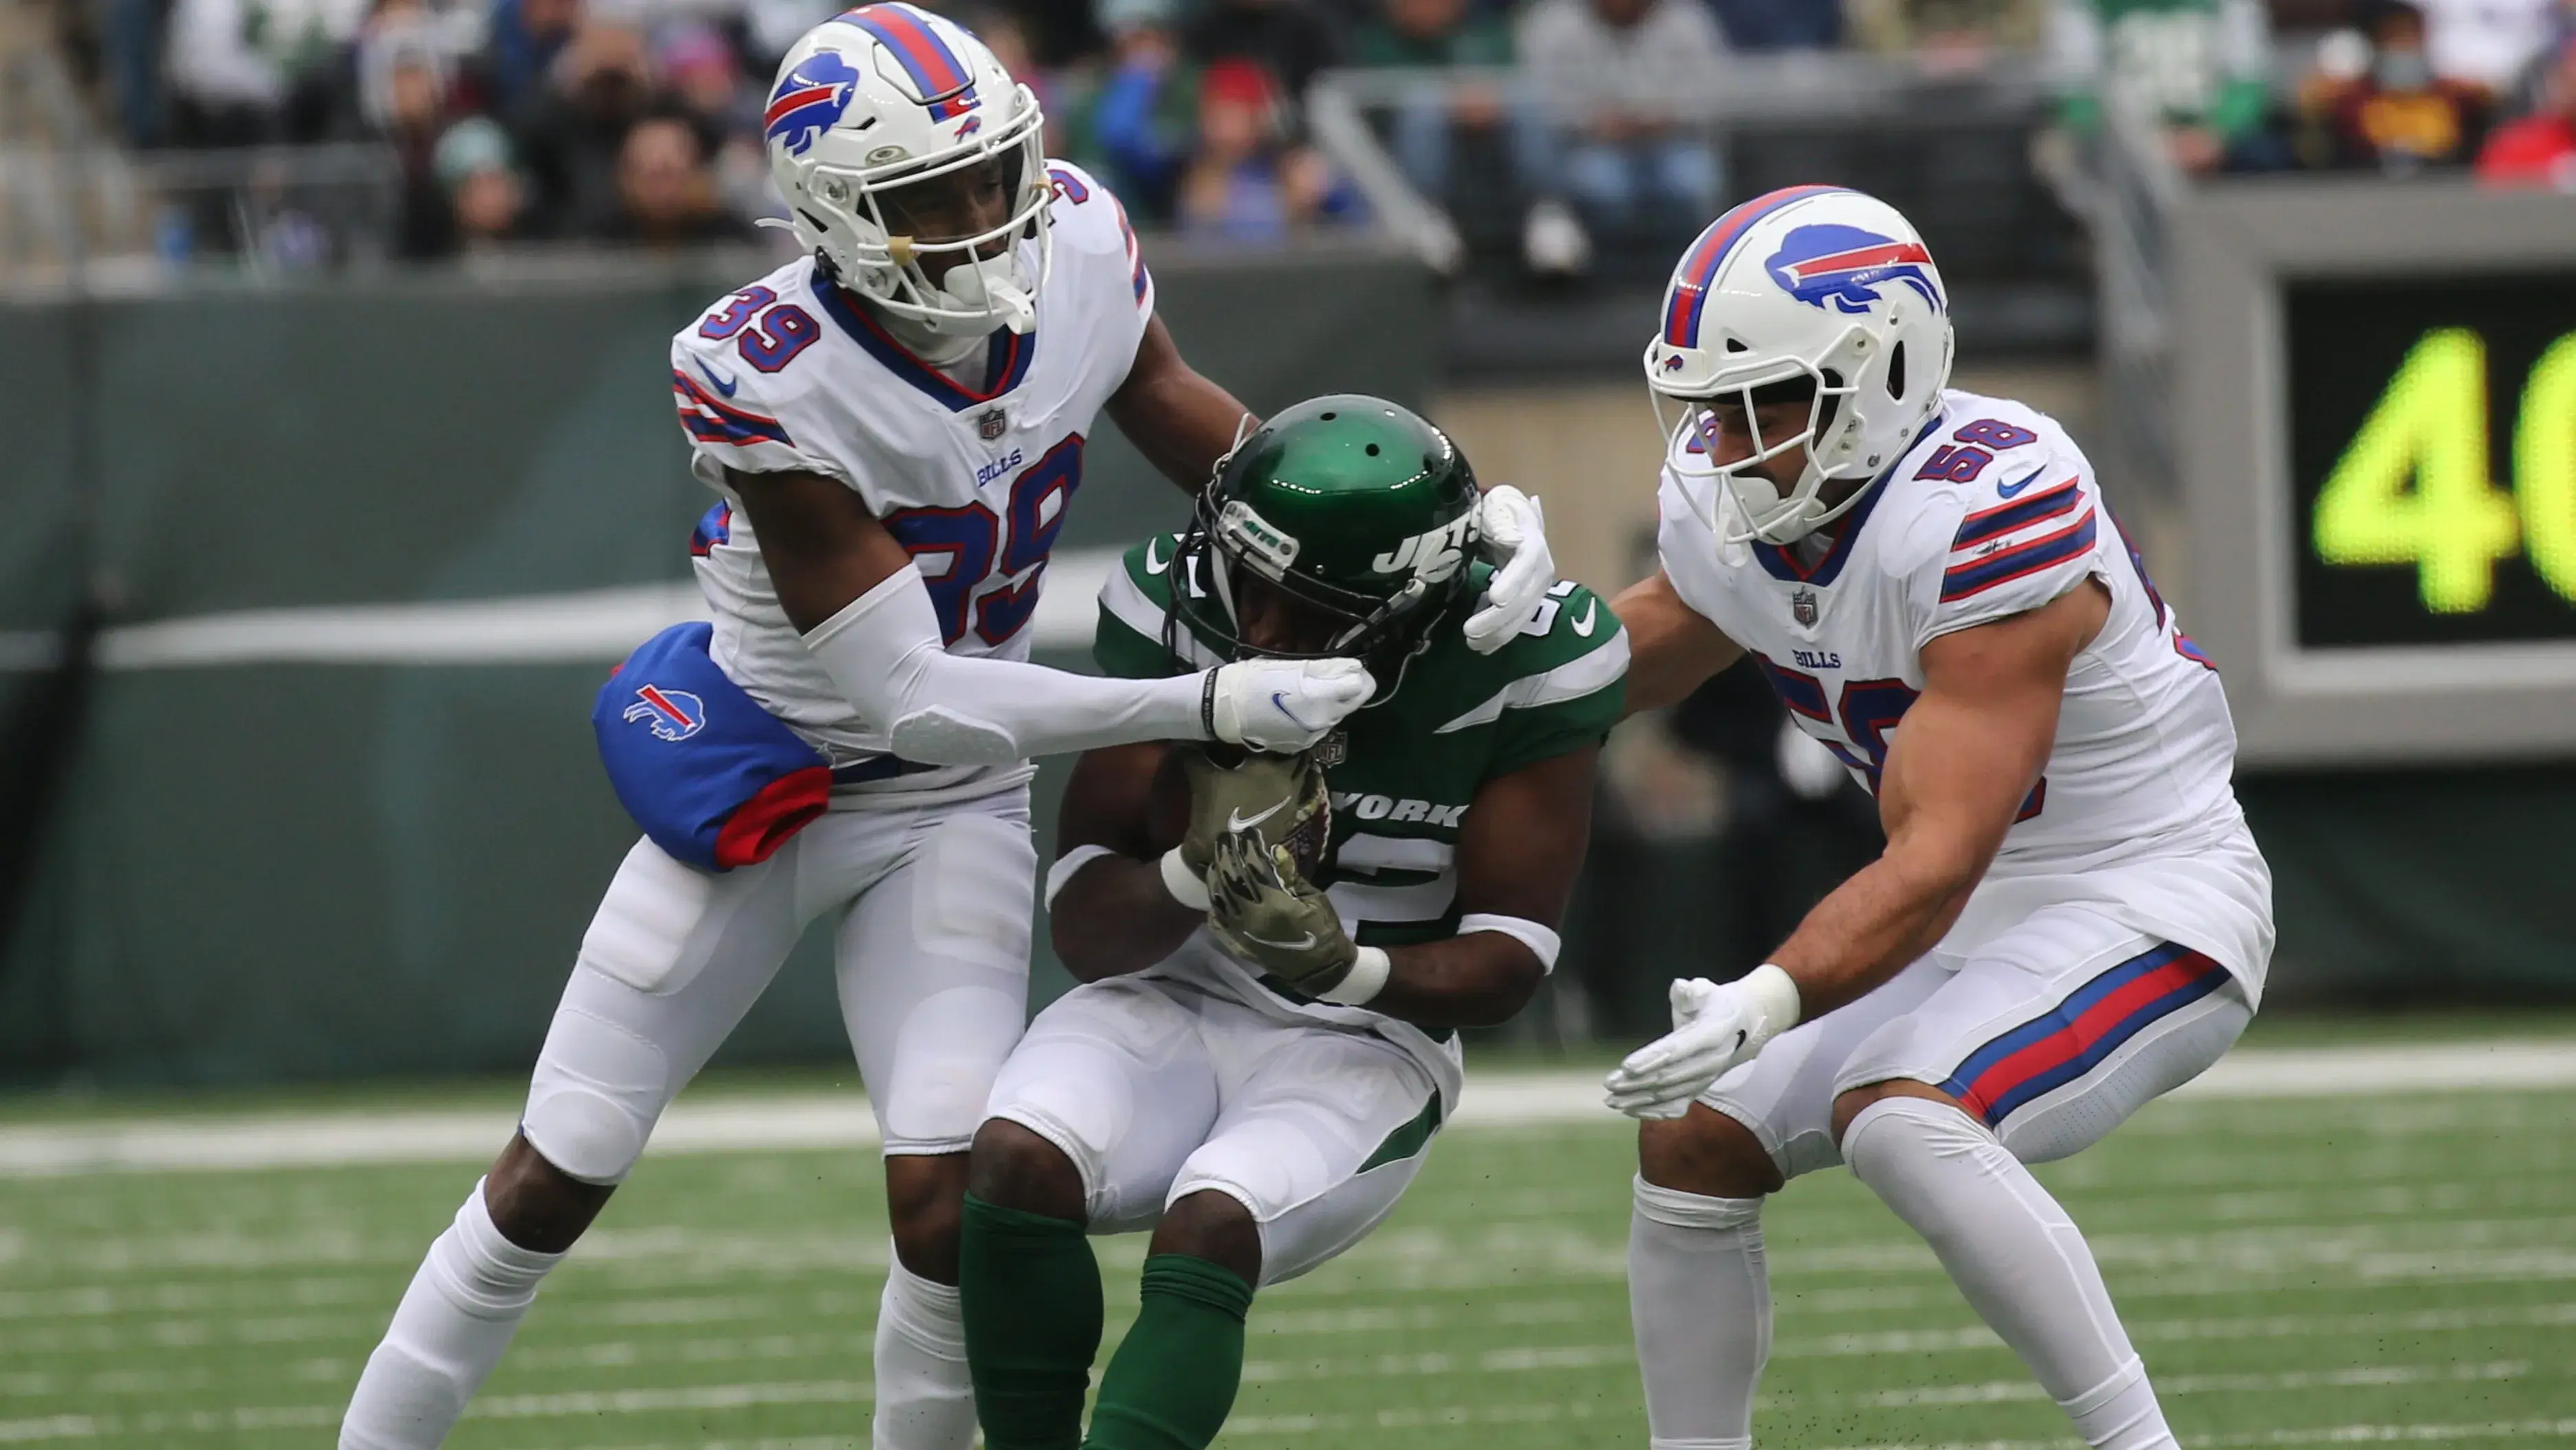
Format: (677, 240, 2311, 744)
(3, 1065, 2573, 1447)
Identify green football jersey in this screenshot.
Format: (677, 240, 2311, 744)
(2055, 0, 2271, 140)
(1095, 534, 1628, 950)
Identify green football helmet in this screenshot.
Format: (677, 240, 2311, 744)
(1168, 395, 1483, 681)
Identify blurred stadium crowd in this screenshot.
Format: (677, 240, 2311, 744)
(25, 0, 2576, 268)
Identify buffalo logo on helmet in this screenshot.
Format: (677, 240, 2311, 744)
(763, 50, 864, 157)
(1764, 224, 1943, 316)
(624, 684, 707, 742)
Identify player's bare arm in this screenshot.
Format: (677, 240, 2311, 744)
(1769, 578, 2109, 1015)
(724, 465, 917, 629)
(1104, 314, 1261, 493)
(1613, 567, 1747, 715)
(1364, 744, 1597, 1030)
(1045, 741, 1208, 981)
(1604, 578, 2110, 1117)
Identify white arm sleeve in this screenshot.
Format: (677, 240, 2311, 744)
(803, 563, 1212, 766)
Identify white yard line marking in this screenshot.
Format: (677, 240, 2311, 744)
(0, 1040, 2568, 1178)
(1835, 1421, 2576, 1450)
(1217, 1403, 2576, 1445)
(0, 550, 1117, 674)
(1852, 1357, 2531, 1409)
(0, 1381, 881, 1442)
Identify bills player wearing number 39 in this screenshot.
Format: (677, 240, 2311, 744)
(337, 9, 1557, 1449)
(1605, 187, 2273, 1450)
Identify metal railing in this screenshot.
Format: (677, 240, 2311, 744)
(2089, 81, 2189, 505)
(1307, 56, 2060, 277)
(0, 38, 100, 285)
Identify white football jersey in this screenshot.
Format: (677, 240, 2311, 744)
(1659, 389, 2272, 991)
(670, 160, 1154, 802)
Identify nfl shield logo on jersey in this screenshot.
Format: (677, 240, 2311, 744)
(1315, 731, 1349, 769)
(1791, 588, 1819, 626)
(976, 407, 1008, 442)
(623, 684, 706, 742)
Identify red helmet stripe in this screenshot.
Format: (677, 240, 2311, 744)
(1783, 240, 1932, 281)
(847, 4, 974, 111)
(762, 82, 842, 129)
(1661, 184, 1844, 348)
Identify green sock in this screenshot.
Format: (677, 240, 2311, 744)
(1082, 1254, 1256, 1450)
(958, 1191, 1103, 1450)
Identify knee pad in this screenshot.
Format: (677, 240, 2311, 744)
(877, 982, 1027, 1155)
(1840, 1096, 1991, 1188)
(523, 1008, 673, 1184)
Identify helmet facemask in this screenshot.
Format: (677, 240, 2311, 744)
(1166, 488, 1474, 687)
(1655, 358, 1870, 546)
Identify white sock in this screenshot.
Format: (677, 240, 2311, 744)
(340, 1180, 565, 1450)
(1628, 1176, 1767, 1450)
(871, 1255, 977, 1450)
(1842, 1098, 2177, 1450)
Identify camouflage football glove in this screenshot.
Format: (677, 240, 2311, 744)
(1159, 748, 1331, 910)
(1206, 833, 1386, 1004)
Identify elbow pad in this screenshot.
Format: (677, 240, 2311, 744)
(801, 565, 1020, 766)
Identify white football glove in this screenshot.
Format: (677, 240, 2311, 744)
(1603, 965, 1802, 1120)
(1461, 486, 1553, 654)
(1205, 658, 1375, 753)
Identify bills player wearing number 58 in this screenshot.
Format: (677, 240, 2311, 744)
(337, 10, 1558, 1450)
(1605, 188, 2273, 1450)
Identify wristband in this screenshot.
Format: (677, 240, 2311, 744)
(1200, 669, 1220, 742)
(1738, 962, 1802, 1050)
(1043, 844, 1117, 911)
(1318, 946, 1391, 1006)
(1458, 913, 1562, 974)
(1159, 847, 1212, 912)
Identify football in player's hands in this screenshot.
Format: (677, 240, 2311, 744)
(1167, 746, 1333, 881)
(1269, 759, 1333, 880)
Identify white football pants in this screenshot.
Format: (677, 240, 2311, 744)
(986, 973, 1444, 1286)
(340, 786, 1033, 1450)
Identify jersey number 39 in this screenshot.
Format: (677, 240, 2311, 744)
(884, 435, 1086, 648)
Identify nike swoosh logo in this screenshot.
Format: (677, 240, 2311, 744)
(1571, 598, 1598, 637)
(1245, 930, 1318, 951)
(1993, 466, 2047, 499)
(1227, 799, 1289, 834)
(1144, 539, 1169, 574)
(696, 360, 740, 398)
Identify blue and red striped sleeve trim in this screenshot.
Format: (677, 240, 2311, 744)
(673, 369, 793, 448)
(1940, 506, 2097, 603)
(1939, 943, 2230, 1127)
(1952, 479, 2082, 551)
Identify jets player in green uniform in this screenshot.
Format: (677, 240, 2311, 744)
(953, 396, 1627, 1450)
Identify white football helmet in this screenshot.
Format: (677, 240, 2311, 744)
(1644, 186, 1955, 545)
(763, 3, 1049, 336)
